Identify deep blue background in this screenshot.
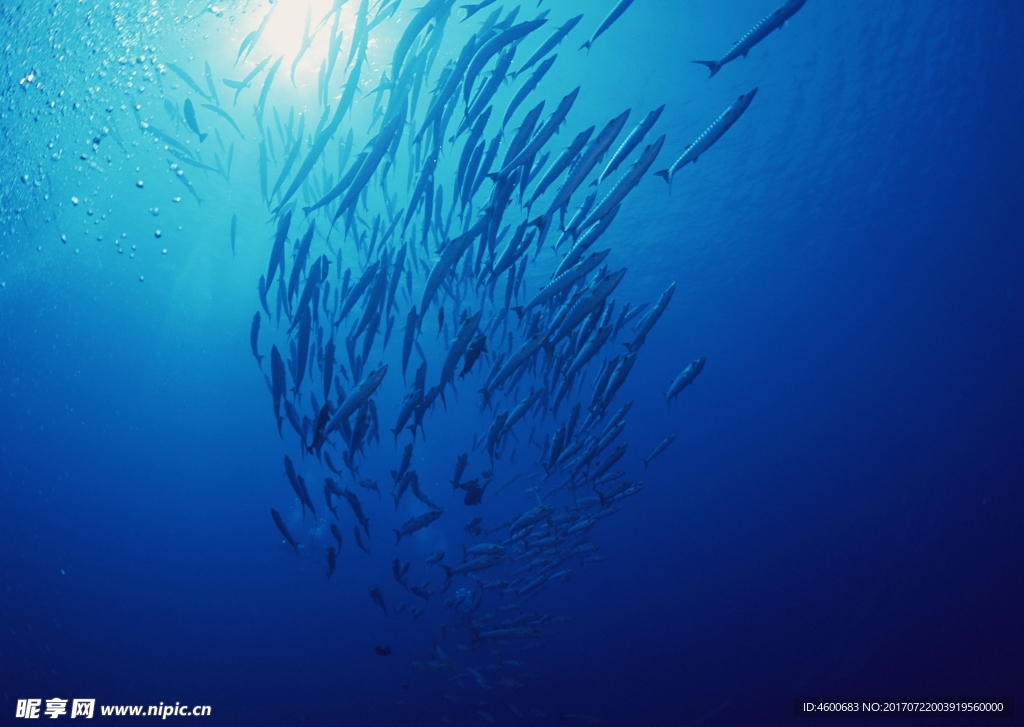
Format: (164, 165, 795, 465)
(1, 0, 1023, 724)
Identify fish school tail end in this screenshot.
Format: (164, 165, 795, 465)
(692, 60, 720, 78)
(199, 132, 208, 142)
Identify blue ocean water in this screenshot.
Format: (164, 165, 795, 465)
(1, 0, 1022, 725)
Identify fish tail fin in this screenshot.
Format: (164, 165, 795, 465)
(393, 529, 402, 545)
(579, 40, 592, 52)
(654, 169, 671, 188)
(512, 306, 524, 323)
(441, 564, 452, 582)
(642, 458, 649, 471)
(257, 354, 264, 369)
(199, 132, 208, 143)
(692, 60, 720, 78)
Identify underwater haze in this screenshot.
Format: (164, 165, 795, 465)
(1, 0, 1023, 725)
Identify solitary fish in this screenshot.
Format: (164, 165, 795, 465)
(201, 103, 245, 139)
(693, 0, 807, 77)
(270, 508, 298, 553)
(654, 90, 757, 190)
(666, 358, 706, 404)
(579, 0, 637, 51)
(166, 62, 211, 101)
(393, 509, 444, 545)
(369, 586, 388, 615)
(325, 546, 337, 579)
(643, 435, 675, 469)
(182, 99, 207, 142)
(249, 311, 263, 369)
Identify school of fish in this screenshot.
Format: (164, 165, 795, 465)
(1, 0, 807, 714)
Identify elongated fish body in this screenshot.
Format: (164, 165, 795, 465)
(305, 150, 369, 216)
(440, 310, 482, 395)
(509, 505, 555, 535)
(340, 487, 371, 538)
(549, 269, 626, 344)
(599, 352, 637, 409)
(514, 13, 582, 81)
(527, 125, 594, 207)
(573, 134, 665, 235)
(459, 332, 488, 379)
(255, 56, 283, 127)
(503, 55, 557, 128)
(271, 112, 306, 200)
(553, 207, 619, 279)
(266, 209, 291, 290)
(201, 103, 244, 139)
(643, 434, 676, 469)
(538, 110, 630, 228)
(258, 141, 269, 205)
(258, 275, 271, 317)
(464, 17, 548, 105)
(331, 105, 407, 222)
(325, 364, 388, 437)
(291, 307, 311, 396)
(270, 345, 285, 435)
(501, 87, 579, 177)
(223, 55, 271, 104)
(287, 223, 317, 302)
(322, 339, 335, 402)
(337, 261, 380, 323)
(250, 312, 263, 369)
(236, 4, 276, 64)
(353, 526, 371, 555)
(597, 105, 665, 185)
(270, 508, 299, 553)
(385, 244, 407, 317)
(628, 282, 675, 353)
(415, 35, 478, 144)
(580, 0, 637, 51)
(284, 456, 316, 519)
(392, 0, 453, 81)
(655, 89, 757, 189)
(166, 62, 211, 102)
(503, 388, 544, 435)
(441, 554, 504, 580)
(480, 332, 546, 403)
(564, 323, 613, 385)
(694, 0, 807, 77)
(182, 98, 207, 142)
(401, 308, 419, 380)
(420, 218, 487, 320)
(463, 48, 516, 129)
(666, 357, 706, 403)
(518, 249, 610, 318)
(393, 508, 444, 544)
